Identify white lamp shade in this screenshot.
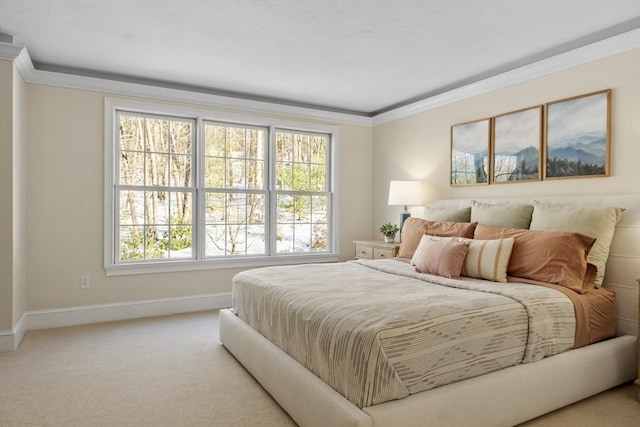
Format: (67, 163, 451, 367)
(387, 180, 423, 206)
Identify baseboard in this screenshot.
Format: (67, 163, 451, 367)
(25, 292, 232, 331)
(0, 330, 15, 353)
(14, 313, 27, 347)
(0, 313, 27, 353)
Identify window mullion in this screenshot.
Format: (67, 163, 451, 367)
(195, 117, 204, 261)
(268, 126, 277, 256)
(142, 117, 148, 260)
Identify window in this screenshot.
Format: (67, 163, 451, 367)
(203, 122, 268, 257)
(274, 130, 329, 254)
(105, 99, 338, 275)
(117, 113, 196, 262)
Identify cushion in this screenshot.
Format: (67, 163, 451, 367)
(398, 218, 431, 259)
(397, 218, 477, 259)
(460, 237, 515, 283)
(470, 200, 534, 229)
(529, 201, 624, 287)
(423, 206, 471, 222)
(412, 236, 470, 278)
(412, 235, 515, 283)
(474, 224, 596, 293)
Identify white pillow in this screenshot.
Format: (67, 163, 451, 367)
(529, 201, 623, 287)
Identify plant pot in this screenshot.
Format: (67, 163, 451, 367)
(384, 235, 395, 243)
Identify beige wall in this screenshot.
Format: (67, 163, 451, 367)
(373, 49, 640, 231)
(24, 85, 373, 311)
(0, 60, 14, 330)
(8, 47, 639, 316)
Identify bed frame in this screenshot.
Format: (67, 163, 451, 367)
(220, 194, 639, 427)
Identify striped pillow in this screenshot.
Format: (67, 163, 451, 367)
(459, 237, 515, 283)
(412, 235, 514, 283)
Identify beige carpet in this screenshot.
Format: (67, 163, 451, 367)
(0, 310, 637, 427)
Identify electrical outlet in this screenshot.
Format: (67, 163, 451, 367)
(80, 275, 90, 289)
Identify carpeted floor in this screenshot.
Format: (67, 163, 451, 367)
(0, 310, 637, 427)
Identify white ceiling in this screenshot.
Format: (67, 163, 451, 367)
(1, 0, 639, 115)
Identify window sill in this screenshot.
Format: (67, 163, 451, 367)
(105, 253, 340, 276)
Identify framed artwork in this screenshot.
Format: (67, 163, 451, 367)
(491, 106, 542, 183)
(544, 89, 611, 179)
(450, 118, 490, 186)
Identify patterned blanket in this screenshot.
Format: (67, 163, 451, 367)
(232, 259, 575, 408)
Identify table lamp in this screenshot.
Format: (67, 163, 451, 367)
(387, 180, 423, 240)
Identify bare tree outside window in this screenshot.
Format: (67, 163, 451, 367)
(111, 107, 333, 268)
(204, 122, 267, 256)
(275, 131, 328, 253)
(118, 113, 194, 261)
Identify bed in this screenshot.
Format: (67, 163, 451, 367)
(219, 194, 639, 427)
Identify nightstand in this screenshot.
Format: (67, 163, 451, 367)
(353, 240, 400, 260)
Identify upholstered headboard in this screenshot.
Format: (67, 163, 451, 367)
(425, 194, 640, 337)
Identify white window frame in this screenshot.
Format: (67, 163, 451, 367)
(104, 98, 340, 276)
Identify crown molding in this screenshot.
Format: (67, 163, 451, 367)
(3, 28, 639, 128)
(0, 41, 372, 127)
(0, 41, 24, 60)
(26, 69, 373, 126)
(372, 28, 640, 126)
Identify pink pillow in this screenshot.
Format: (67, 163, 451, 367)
(413, 237, 470, 279)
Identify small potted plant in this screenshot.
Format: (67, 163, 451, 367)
(379, 222, 399, 243)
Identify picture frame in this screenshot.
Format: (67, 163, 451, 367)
(491, 106, 542, 183)
(544, 89, 611, 179)
(450, 118, 491, 186)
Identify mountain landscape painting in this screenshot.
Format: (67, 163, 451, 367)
(451, 118, 490, 185)
(546, 90, 610, 178)
(493, 106, 541, 182)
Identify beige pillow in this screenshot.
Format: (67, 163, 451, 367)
(460, 237, 515, 283)
(412, 235, 515, 283)
(423, 207, 471, 222)
(474, 224, 596, 293)
(471, 200, 534, 229)
(529, 201, 624, 287)
(397, 218, 477, 259)
(412, 237, 470, 279)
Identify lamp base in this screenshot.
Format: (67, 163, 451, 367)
(399, 209, 411, 242)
